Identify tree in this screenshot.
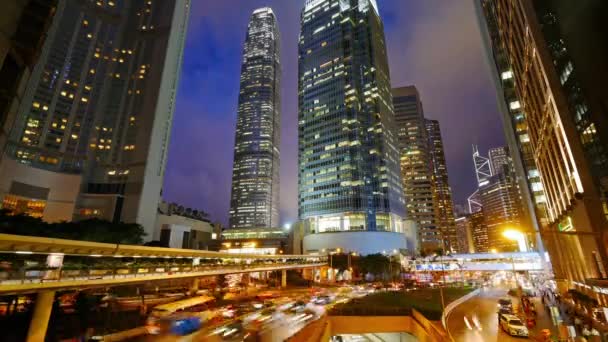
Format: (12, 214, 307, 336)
(357, 254, 389, 277)
(0, 210, 146, 244)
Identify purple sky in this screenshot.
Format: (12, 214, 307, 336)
(162, 0, 506, 226)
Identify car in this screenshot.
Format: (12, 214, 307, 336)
(499, 313, 529, 337)
(497, 306, 513, 318)
(498, 297, 513, 309)
(289, 300, 307, 313)
(312, 295, 333, 305)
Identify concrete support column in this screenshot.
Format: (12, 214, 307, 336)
(190, 278, 200, 294)
(26, 290, 55, 342)
(302, 268, 313, 280)
(281, 270, 287, 288)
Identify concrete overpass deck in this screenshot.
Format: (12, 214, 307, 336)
(0, 233, 328, 294)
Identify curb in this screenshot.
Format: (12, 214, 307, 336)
(441, 288, 481, 340)
(101, 326, 148, 342)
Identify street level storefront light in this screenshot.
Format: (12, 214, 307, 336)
(90, 254, 102, 257)
(15, 251, 33, 254)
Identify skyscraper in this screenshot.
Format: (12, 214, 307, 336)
(229, 8, 281, 229)
(467, 145, 491, 213)
(488, 146, 510, 176)
(1, 0, 57, 162)
(426, 119, 457, 252)
(476, 0, 608, 286)
(466, 146, 524, 252)
(392, 87, 456, 253)
(393, 86, 436, 251)
(454, 216, 474, 254)
(298, 0, 407, 255)
(0, 0, 190, 239)
(479, 167, 522, 252)
(470, 210, 489, 253)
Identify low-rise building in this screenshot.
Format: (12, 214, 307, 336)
(220, 227, 288, 255)
(154, 201, 215, 250)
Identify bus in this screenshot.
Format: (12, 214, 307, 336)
(147, 295, 215, 334)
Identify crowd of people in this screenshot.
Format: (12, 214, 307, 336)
(540, 287, 604, 341)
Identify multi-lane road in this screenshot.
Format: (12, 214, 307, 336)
(446, 285, 557, 341)
(125, 286, 351, 342)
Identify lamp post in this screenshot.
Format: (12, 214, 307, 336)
(503, 229, 527, 252)
(503, 230, 524, 288)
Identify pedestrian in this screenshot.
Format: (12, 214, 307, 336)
(583, 325, 591, 338)
(590, 327, 600, 336)
(576, 316, 583, 332)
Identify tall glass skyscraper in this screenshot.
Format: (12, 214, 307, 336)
(0, 0, 190, 238)
(298, 0, 406, 254)
(229, 8, 281, 229)
(426, 119, 457, 252)
(392, 86, 456, 253)
(476, 0, 608, 284)
(393, 86, 436, 250)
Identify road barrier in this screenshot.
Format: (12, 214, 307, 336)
(441, 288, 481, 333)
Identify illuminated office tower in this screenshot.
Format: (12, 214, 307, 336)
(479, 165, 522, 252)
(476, 0, 608, 284)
(426, 119, 457, 252)
(393, 86, 436, 251)
(0, 0, 190, 239)
(1, 1, 57, 162)
(470, 211, 489, 253)
(488, 146, 511, 176)
(229, 8, 281, 229)
(467, 145, 491, 213)
(298, 0, 406, 255)
(454, 216, 474, 254)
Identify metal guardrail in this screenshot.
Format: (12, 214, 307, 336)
(329, 306, 412, 316)
(0, 262, 327, 294)
(0, 262, 326, 285)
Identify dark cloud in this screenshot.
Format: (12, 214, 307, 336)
(163, 0, 505, 225)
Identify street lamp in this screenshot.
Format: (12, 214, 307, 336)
(503, 229, 527, 252)
(503, 230, 523, 286)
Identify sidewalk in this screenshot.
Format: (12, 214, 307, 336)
(540, 290, 605, 341)
(509, 292, 558, 339)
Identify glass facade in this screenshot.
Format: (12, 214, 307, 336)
(393, 87, 435, 248)
(298, 0, 405, 233)
(478, 0, 549, 230)
(476, 0, 608, 281)
(229, 8, 281, 229)
(1, 0, 191, 235)
(426, 119, 457, 252)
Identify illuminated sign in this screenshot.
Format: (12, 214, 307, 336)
(558, 216, 574, 232)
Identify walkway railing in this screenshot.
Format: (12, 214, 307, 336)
(0, 262, 326, 294)
(0, 262, 322, 285)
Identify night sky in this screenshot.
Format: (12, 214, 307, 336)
(162, 0, 505, 226)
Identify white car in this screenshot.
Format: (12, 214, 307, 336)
(499, 313, 529, 337)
